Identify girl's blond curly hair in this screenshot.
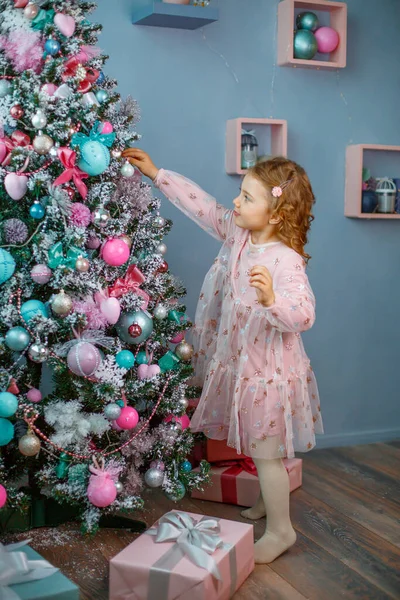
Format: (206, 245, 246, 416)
(248, 156, 315, 263)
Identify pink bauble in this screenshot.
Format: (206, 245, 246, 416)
(27, 388, 42, 403)
(100, 297, 121, 325)
(86, 234, 101, 249)
(150, 460, 165, 471)
(67, 341, 102, 377)
(87, 476, 117, 507)
(315, 27, 339, 53)
(116, 406, 139, 430)
(100, 121, 113, 134)
(0, 484, 7, 509)
(31, 264, 52, 284)
(41, 83, 58, 96)
(169, 332, 184, 344)
(164, 414, 190, 430)
(137, 363, 161, 380)
(102, 238, 130, 266)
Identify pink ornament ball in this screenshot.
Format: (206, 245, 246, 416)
(0, 484, 7, 508)
(27, 388, 42, 403)
(31, 264, 52, 284)
(87, 477, 117, 507)
(102, 238, 130, 266)
(169, 332, 184, 344)
(164, 414, 190, 430)
(111, 420, 123, 431)
(315, 26, 339, 53)
(41, 83, 58, 97)
(100, 121, 113, 134)
(116, 406, 139, 430)
(67, 341, 102, 377)
(86, 234, 101, 249)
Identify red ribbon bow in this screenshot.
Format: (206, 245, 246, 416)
(62, 54, 100, 93)
(0, 130, 32, 166)
(213, 458, 257, 505)
(53, 147, 88, 199)
(108, 265, 150, 309)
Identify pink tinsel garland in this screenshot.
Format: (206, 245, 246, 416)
(0, 29, 44, 73)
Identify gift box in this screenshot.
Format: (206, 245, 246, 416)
(110, 510, 254, 600)
(1, 540, 79, 600)
(206, 440, 247, 463)
(191, 458, 302, 506)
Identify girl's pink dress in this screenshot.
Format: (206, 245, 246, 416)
(155, 169, 323, 459)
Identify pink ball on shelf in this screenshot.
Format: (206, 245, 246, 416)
(164, 414, 190, 430)
(27, 388, 42, 403)
(315, 26, 339, 53)
(100, 121, 113, 134)
(169, 332, 185, 344)
(116, 406, 139, 430)
(102, 238, 130, 266)
(0, 484, 7, 508)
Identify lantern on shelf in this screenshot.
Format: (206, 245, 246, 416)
(241, 129, 258, 169)
(375, 178, 396, 214)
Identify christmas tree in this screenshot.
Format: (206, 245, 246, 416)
(0, 0, 209, 533)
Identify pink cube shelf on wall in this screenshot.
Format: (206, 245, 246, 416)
(345, 144, 400, 219)
(226, 118, 287, 175)
(278, 0, 347, 70)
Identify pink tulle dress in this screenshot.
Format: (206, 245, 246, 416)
(154, 169, 323, 459)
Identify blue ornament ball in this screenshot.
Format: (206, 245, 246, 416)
(165, 481, 186, 502)
(296, 11, 319, 32)
(116, 310, 153, 345)
(0, 417, 14, 446)
(20, 300, 49, 323)
(96, 71, 105, 85)
(115, 399, 125, 408)
(116, 350, 135, 369)
(294, 29, 318, 60)
(44, 38, 60, 56)
(29, 202, 45, 220)
(136, 351, 148, 365)
(0, 248, 16, 285)
(0, 392, 18, 418)
(180, 460, 192, 473)
(77, 140, 110, 176)
(95, 89, 109, 104)
(5, 326, 31, 351)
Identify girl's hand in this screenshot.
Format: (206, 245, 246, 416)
(249, 266, 275, 307)
(122, 148, 159, 181)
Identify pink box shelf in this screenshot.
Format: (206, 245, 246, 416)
(345, 144, 400, 219)
(278, 0, 347, 70)
(226, 118, 288, 175)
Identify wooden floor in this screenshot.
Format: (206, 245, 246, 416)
(3, 441, 400, 599)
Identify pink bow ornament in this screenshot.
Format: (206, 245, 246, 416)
(108, 265, 150, 309)
(53, 147, 89, 199)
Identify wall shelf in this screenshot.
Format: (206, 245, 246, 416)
(345, 144, 400, 219)
(278, 0, 347, 70)
(132, 1, 219, 30)
(226, 118, 288, 176)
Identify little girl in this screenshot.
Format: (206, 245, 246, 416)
(123, 148, 324, 564)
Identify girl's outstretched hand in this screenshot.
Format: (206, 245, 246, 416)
(249, 266, 275, 307)
(122, 148, 159, 181)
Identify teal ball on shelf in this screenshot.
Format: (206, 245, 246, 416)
(0, 392, 18, 418)
(77, 140, 110, 176)
(95, 89, 109, 104)
(5, 326, 31, 351)
(136, 351, 148, 365)
(180, 460, 192, 473)
(0, 418, 14, 446)
(116, 350, 135, 369)
(294, 29, 318, 60)
(0, 248, 16, 285)
(20, 299, 49, 323)
(296, 11, 319, 32)
(165, 481, 186, 502)
(116, 310, 153, 345)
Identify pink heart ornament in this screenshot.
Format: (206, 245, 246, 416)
(54, 13, 76, 37)
(4, 173, 28, 200)
(137, 364, 161, 380)
(100, 297, 121, 325)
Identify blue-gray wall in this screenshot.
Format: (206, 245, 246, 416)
(93, 0, 400, 448)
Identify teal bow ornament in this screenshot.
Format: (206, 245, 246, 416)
(48, 242, 87, 270)
(71, 121, 116, 150)
(31, 8, 55, 31)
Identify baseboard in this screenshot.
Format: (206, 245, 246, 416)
(314, 428, 400, 449)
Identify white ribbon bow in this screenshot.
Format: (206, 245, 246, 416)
(0, 540, 58, 600)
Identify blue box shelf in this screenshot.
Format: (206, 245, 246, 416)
(132, 2, 219, 30)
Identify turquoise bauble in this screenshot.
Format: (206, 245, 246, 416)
(0, 392, 18, 418)
(44, 38, 60, 55)
(0, 249, 16, 285)
(294, 30, 317, 60)
(165, 481, 186, 502)
(116, 399, 125, 408)
(5, 326, 31, 351)
(136, 351, 148, 365)
(116, 350, 135, 369)
(116, 310, 153, 345)
(180, 460, 192, 473)
(296, 11, 319, 32)
(20, 300, 49, 323)
(29, 202, 45, 219)
(77, 140, 110, 176)
(0, 418, 14, 446)
(95, 89, 109, 103)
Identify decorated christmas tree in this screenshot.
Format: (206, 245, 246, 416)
(0, 0, 209, 533)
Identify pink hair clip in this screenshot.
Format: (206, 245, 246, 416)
(271, 179, 292, 198)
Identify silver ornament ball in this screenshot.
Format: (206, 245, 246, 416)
(144, 467, 164, 488)
(120, 162, 135, 177)
(112, 149, 122, 159)
(115, 481, 124, 494)
(155, 242, 167, 256)
(179, 396, 189, 410)
(19, 433, 41, 456)
(75, 257, 90, 272)
(28, 342, 49, 363)
(33, 134, 54, 155)
(0, 79, 12, 98)
(104, 403, 122, 420)
(51, 291, 73, 316)
(31, 109, 47, 129)
(153, 304, 168, 320)
(153, 215, 166, 228)
(92, 207, 111, 228)
(175, 341, 194, 362)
